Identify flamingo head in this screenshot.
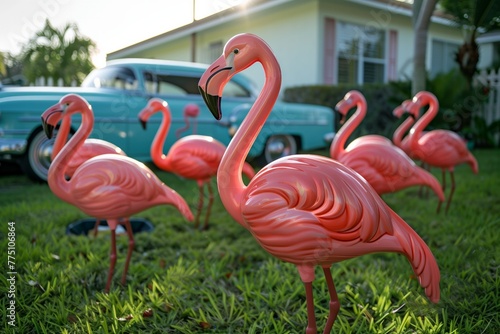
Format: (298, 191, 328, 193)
(41, 94, 90, 139)
(406, 91, 439, 115)
(138, 98, 169, 130)
(335, 90, 365, 124)
(393, 99, 414, 119)
(199, 33, 269, 120)
(184, 103, 200, 118)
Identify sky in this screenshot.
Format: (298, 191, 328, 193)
(0, 0, 246, 68)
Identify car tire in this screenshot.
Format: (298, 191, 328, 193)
(257, 134, 298, 166)
(20, 128, 56, 182)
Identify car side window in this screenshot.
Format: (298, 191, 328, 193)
(143, 71, 250, 98)
(82, 67, 138, 91)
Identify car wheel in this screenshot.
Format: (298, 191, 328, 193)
(20, 128, 56, 182)
(259, 134, 297, 165)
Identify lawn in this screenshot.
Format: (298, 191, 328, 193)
(0, 148, 499, 333)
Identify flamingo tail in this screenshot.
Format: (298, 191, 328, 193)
(417, 168, 445, 202)
(467, 153, 479, 174)
(162, 190, 194, 222)
(393, 216, 440, 303)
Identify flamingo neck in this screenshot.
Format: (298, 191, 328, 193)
(330, 100, 365, 158)
(409, 97, 436, 149)
(218, 53, 281, 227)
(52, 115, 71, 159)
(175, 116, 190, 139)
(48, 110, 93, 199)
(392, 116, 414, 147)
(151, 108, 173, 171)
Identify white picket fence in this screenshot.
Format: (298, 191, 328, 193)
(474, 68, 500, 145)
(33, 77, 77, 87)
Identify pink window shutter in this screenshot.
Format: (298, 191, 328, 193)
(324, 18, 336, 84)
(388, 30, 398, 81)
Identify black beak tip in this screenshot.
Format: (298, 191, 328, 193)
(199, 86, 222, 120)
(42, 119, 54, 139)
(140, 119, 147, 130)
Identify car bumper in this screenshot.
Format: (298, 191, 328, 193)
(0, 138, 27, 157)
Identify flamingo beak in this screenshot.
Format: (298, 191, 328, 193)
(41, 104, 63, 139)
(198, 55, 232, 120)
(140, 118, 147, 130)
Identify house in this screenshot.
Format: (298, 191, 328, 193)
(107, 0, 463, 91)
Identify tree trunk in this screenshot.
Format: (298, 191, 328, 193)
(412, 0, 438, 96)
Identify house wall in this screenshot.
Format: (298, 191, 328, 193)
(108, 0, 463, 91)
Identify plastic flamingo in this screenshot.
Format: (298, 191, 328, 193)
(175, 103, 200, 139)
(392, 99, 417, 158)
(198, 33, 440, 334)
(331, 91, 445, 199)
(41, 94, 194, 292)
(406, 91, 479, 213)
(138, 98, 255, 230)
(50, 111, 127, 236)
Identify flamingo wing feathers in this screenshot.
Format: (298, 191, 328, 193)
(241, 155, 395, 263)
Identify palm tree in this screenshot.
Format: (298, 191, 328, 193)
(440, 0, 500, 87)
(21, 19, 96, 86)
(0, 51, 6, 78)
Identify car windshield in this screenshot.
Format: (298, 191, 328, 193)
(82, 66, 138, 90)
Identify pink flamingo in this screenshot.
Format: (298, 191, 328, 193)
(392, 99, 417, 158)
(406, 91, 479, 213)
(199, 33, 440, 333)
(49, 111, 127, 236)
(175, 103, 200, 139)
(41, 94, 194, 292)
(138, 98, 255, 230)
(331, 91, 445, 199)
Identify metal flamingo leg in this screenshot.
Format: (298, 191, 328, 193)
(445, 171, 456, 214)
(304, 281, 318, 334)
(436, 169, 447, 213)
(121, 218, 135, 286)
(322, 267, 340, 333)
(202, 181, 214, 230)
(194, 182, 204, 229)
(105, 225, 117, 293)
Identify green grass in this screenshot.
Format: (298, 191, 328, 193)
(0, 149, 499, 333)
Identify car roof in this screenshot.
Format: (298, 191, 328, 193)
(105, 58, 210, 71)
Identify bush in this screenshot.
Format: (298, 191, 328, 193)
(283, 83, 408, 142)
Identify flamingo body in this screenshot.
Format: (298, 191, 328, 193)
(332, 91, 444, 199)
(407, 91, 478, 213)
(199, 33, 440, 333)
(42, 94, 193, 292)
(139, 98, 255, 229)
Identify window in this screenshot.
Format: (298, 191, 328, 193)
(209, 41, 224, 62)
(430, 39, 460, 77)
(336, 21, 386, 84)
(82, 66, 138, 90)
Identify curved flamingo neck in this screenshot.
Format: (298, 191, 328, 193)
(409, 96, 437, 148)
(218, 51, 282, 227)
(48, 109, 93, 199)
(151, 107, 174, 171)
(52, 115, 71, 159)
(330, 99, 366, 158)
(175, 116, 189, 139)
(393, 116, 414, 147)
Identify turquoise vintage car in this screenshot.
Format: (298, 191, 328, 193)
(0, 58, 334, 182)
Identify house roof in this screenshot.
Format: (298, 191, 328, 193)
(107, 0, 456, 59)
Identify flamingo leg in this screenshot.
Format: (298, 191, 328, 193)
(120, 218, 135, 286)
(322, 267, 340, 333)
(437, 169, 447, 213)
(105, 225, 117, 293)
(93, 219, 103, 237)
(445, 171, 456, 214)
(202, 181, 214, 230)
(194, 181, 204, 229)
(304, 281, 318, 334)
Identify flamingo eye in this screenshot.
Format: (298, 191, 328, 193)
(233, 49, 239, 54)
